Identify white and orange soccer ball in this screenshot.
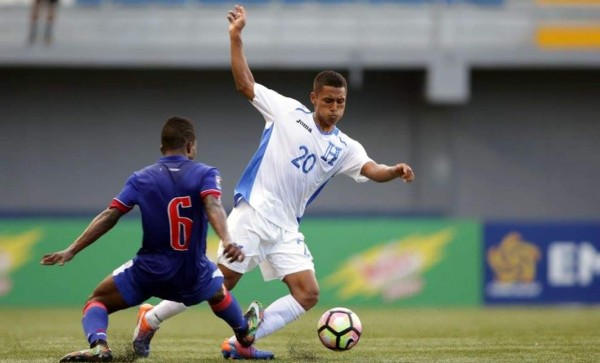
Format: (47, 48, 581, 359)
(317, 307, 362, 351)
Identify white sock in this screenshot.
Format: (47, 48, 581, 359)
(230, 294, 305, 342)
(146, 300, 188, 329)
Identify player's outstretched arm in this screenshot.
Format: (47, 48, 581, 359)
(361, 161, 415, 183)
(227, 5, 255, 100)
(40, 207, 124, 266)
(202, 194, 244, 263)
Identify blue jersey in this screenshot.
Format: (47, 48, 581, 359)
(110, 155, 223, 304)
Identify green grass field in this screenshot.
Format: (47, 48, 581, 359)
(0, 307, 599, 362)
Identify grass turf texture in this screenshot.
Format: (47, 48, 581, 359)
(0, 307, 599, 362)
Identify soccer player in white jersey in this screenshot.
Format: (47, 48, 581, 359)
(132, 4, 415, 360)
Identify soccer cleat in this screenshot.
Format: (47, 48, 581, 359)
(59, 343, 112, 362)
(132, 303, 158, 358)
(236, 300, 264, 347)
(221, 338, 274, 360)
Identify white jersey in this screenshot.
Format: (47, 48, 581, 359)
(234, 83, 372, 232)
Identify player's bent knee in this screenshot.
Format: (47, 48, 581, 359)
(223, 276, 240, 291)
(296, 289, 319, 311)
(305, 295, 319, 311)
(219, 264, 243, 291)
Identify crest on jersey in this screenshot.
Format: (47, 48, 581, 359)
(216, 175, 222, 190)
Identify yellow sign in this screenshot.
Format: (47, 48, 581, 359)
(536, 24, 600, 49)
(324, 229, 453, 301)
(0, 229, 42, 296)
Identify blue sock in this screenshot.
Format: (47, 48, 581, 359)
(82, 301, 109, 346)
(210, 289, 247, 336)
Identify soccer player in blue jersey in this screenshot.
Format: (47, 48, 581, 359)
(41, 117, 264, 362)
(132, 5, 415, 360)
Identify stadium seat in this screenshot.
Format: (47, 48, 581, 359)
(462, 0, 504, 5)
(198, 0, 272, 4)
(111, 0, 187, 6)
(367, 0, 428, 5)
(75, 0, 105, 6)
(367, 0, 504, 4)
(281, 0, 358, 4)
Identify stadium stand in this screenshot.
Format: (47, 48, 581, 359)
(0, 0, 598, 103)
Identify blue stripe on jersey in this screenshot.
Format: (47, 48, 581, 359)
(233, 125, 274, 206)
(295, 107, 312, 114)
(297, 178, 332, 224)
(306, 178, 331, 208)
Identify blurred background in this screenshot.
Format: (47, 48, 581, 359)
(0, 0, 599, 308)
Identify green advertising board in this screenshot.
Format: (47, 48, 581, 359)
(0, 218, 481, 307)
(305, 219, 481, 307)
(0, 218, 141, 306)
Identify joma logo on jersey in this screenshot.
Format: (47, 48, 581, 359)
(296, 119, 312, 133)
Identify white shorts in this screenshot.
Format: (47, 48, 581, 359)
(217, 201, 314, 281)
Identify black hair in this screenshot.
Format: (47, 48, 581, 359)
(161, 116, 196, 151)
(313, 71, 347, 94)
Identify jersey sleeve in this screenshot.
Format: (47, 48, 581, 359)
(200, 168, 223, 199)
(339, 139, 372, 183)
(251, 83, 302, 125)
(109, 174, 137, 213)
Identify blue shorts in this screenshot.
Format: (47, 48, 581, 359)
(112, 258, 224, 307)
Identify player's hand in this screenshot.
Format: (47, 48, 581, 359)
(394, 163, 415, 183)
(222, 242, 245, 263)
(227, 5, 246, 34)
(40, 249, 75, 266)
